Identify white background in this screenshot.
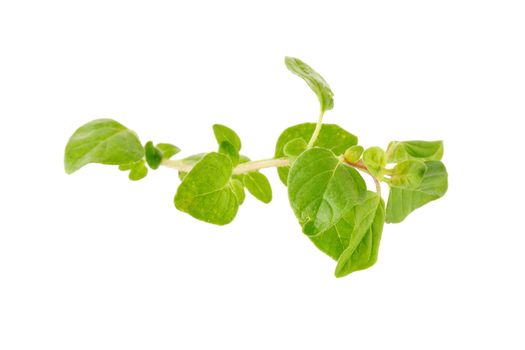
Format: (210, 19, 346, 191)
(1, 1, 524, 349)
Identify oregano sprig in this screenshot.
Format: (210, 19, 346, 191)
(64, 57, 448, 278)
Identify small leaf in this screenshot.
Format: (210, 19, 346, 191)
(239, 155, 251, 163)
(213, 124, 241, 152)
(389, 160, 427, 188)
(145, 141, 163, 170)
(275, 123, 358, 185)
(219, 141, 240, 166)
(362, 147, 386, 179)
(119, 159, 148, 180)
(230, 178, 246, 205)
(386, 141, 443, 163)
(174, 152, 239, 225)
(285, 56, 334, 112)
(335, 194, 385, 278)
(243, 172, 272, 204)
(128, 160, 148, 181)
(156, 143, 180, 159)
(344, 145, 364, 163)
(283, 138, 307, 158)
(64, 119, 144, 174)
(288, 148, 367, 236)
(118, 162, 137, 171)
(386, 161, 448, 223)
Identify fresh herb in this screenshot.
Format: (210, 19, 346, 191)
(64, 57, 448, 278)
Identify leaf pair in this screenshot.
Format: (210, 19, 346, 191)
(64, 119, 181, 182)
(274, 123, 358, 184)
(386, 160, 447, 223)
(383, 141, 447, 223)
(174, 124, 272, 225)
(145, 142, 180, 170)
(287, 147, 384, 277)
(174, 152, 241, 225)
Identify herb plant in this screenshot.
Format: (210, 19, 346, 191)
(64, 57, 448, 277)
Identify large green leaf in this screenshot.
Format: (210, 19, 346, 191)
(285, 56, 334, 112)
(275, 123, 358, 185)
(288, 148, 367, 236)
(174, 152, 239, 225)
(64, 119, 144, 174)
(386, 161, 448, 223)
(335, 195, 385, 277)
(386, 141, 443, 163)
(310, 192, 381, 260)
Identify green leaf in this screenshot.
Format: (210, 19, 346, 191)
(128, 160, 148, 181)
(145, 141, 163, 170)
(309, 191, 381, 260)
(285, 56, 334, 112)
(362, 147, 386, 179)
(156, 143, 180, 159)
(230, 178, 246, 205)
(219, 141, 240, 166)
(119, 159, 149, 181)
(386, 161, 448, 223)
(64, 119, 144, 174)
(213, 124, 241, 152)
(386, 141, 443, 163)
(275, 123, 358, 185)
(283, 138, 308, 158)
(389, 160, 427, 188)
(174, 152, 239, 225)
(344, 145, 364, 163)
(288, 148, 367, 236)
(243, 172, 272, 204)
(335, 194, 385, 278)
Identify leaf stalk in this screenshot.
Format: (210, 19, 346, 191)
(306, 110, 324, 148)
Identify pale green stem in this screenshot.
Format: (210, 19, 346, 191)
(163, 154, 381, 196)
(306, 110, 325, 148)
(160, 159, 193, 172)
(232, 158, 289, 175)
(161, 157, 289, 175)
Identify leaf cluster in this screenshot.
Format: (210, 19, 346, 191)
(64, 57, 448, 278)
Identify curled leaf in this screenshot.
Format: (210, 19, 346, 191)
(64, 119, 144, 174)
(285, 56, 334, 112)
